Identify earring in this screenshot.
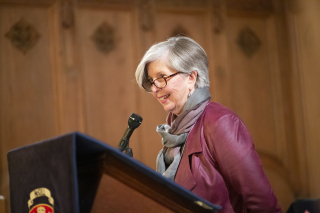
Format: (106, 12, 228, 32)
(188, 89, 191, 98)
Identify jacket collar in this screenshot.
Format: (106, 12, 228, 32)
(184, 105, 208, 156)
(174, 105, 209, 190)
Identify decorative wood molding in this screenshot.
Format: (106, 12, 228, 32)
(0, 0, 54, 3)
(227, 0, 273, 13)
(78, 0, 131, 3)
(77, 0, 135, 6)
(155, 0, 207, 8)
(138, 0, 154, 31)
(91, 22, 116, 54)
(61, 0, 74, 29)
(212, 0, 224, 34)
(258, 151, 297, 194)
(170, 25, 189, 37)
(5, 18, 41, 54)
(237, 27, 261, 57)
(77, 0, 207, 8)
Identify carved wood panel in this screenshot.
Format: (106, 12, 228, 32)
(0, 5, 59, 163)
(224, 14, 296, 210)
(0, 4, 59, 210)
(76, 8, 141, 158)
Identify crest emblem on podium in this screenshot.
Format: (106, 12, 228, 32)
(28, 188, 54, 213)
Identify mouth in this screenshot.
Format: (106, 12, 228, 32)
(159, 94, 170, 102)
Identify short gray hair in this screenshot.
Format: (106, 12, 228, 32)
(135, 36, 210, 90)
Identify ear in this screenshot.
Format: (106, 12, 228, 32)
(188, 70, 197, 89)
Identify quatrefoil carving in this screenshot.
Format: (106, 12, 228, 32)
(237, 27, 261, 57)
(5, 18, 41, 54)
(91, 22, 116, 54)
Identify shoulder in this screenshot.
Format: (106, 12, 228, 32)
(201, 102, 252, 150)
(202, 102, 241, 126)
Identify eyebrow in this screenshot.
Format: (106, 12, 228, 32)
(147, 72, 160, 81)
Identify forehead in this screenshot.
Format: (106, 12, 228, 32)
(147, 60, 176, 78)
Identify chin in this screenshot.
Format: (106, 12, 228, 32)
(163, 105, 175, 114)
(164, 108, 181, 116)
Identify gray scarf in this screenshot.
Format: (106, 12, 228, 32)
(156, 87, 211, 180)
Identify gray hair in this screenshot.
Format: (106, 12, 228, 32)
(135, 36, 210, 90)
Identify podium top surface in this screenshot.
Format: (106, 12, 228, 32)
(8, 132, 221, 213)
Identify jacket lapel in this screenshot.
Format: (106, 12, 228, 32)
(174, 112, 205, 190)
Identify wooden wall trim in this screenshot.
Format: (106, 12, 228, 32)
(227, 0, 273, 12)
(259, 151, 297, 194)
(0, 0, 55, 6)
(284, 0, 320, 197)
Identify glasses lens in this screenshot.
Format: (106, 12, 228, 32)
(142, 81, 152, 92)
(154, 78, 166, 89)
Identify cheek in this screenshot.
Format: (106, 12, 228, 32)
(152, 91, 157, 98)
(170, 85, 188, 104)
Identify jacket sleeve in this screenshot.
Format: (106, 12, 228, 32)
(204, 113, 282, 213)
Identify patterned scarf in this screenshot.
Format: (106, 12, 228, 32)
(156, 87, 211, 180)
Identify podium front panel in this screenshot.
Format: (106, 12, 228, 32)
(8, 132, 221, 213)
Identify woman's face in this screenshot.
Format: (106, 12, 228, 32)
(147, 59, 195, 116)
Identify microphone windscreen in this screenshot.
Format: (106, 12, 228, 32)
(128, 113, 143, 129)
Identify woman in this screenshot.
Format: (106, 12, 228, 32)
(135, 36, 281, 213)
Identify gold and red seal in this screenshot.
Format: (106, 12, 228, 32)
(29, 204, 54, 213)
(28, 188, 54, 213)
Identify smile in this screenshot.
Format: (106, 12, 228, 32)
(159, 94, 170, 102)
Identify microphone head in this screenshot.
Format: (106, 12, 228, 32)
(128, 113, 143, 129)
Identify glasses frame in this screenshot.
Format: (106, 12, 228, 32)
(143, 72, 182, 92)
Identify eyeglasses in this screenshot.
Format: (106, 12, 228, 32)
(142, 72, 182, 92)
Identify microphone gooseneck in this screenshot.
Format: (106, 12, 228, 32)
(117, 113, 143, 157)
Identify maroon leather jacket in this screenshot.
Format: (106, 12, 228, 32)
(175, 102, 282, 213)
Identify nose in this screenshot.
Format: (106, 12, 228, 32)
(151, 84, 160, 92)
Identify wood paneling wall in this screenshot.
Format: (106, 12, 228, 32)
(285, 0, 320, 198)
(0, 0, 317, 212)
(0, 2, 60, 211)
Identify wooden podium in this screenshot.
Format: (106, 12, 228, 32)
(8, 132, 221, 213)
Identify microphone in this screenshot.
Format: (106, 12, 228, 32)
(117, 113, 143, 157)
